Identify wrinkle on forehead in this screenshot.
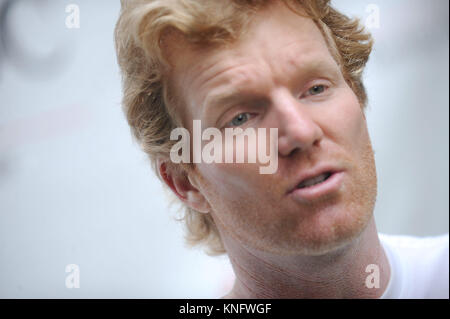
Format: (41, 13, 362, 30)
(168, 1, 336, 127)
(192, 50, 337, 126)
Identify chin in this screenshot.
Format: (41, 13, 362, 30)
(264, 202, 376, 257)
(296, 217, 372, 257)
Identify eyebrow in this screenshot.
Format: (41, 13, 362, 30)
(203, 90, 258, 112)
(202, 58, 339, 114)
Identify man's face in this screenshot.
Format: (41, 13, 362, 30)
(169, 2, 377, 255)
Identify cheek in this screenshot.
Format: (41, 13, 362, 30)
(196, 161, 261, 200)
(196, 129, 279, 198)
(326, 89, 368, 149)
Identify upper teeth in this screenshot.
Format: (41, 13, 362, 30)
(298, 173, 330, 188)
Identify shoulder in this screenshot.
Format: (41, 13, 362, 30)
(379, 232, 448, 267)
(379, 233, 448, 251)
(379, 233, 449, 298)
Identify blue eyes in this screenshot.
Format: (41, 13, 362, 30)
(307, 84, 326, 96)
(230, 113, 251, 127)
(226, 84, 328, 127)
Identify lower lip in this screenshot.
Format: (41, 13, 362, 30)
(288, 171, 345, 202)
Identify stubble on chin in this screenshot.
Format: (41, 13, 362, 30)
(294, 137, 378, 256)
(191, 134, 378, 257)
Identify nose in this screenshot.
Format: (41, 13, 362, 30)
(270, 89, 324, 157)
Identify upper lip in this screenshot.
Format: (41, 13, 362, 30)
(287, 165, 343, 194)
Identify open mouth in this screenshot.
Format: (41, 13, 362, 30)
(289, 169, 344, 201)
(296, 172, 333, 189)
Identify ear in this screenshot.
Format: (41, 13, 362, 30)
(157, 158, 211, 214)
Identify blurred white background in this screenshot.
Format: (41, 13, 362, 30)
(0, 0, 448, 298)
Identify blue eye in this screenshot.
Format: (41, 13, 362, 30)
(230, 113, 250, 127)
(308, 85, 326, 96)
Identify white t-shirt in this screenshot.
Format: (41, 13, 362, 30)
(379, 233, 449, 299)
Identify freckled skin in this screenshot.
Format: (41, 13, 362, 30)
(164, 1, 387, 298)
(171, 3, 377, 256)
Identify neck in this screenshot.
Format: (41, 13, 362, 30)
(222, 218, 390, 299)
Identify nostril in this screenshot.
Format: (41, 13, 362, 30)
(288, 148, 300, 157)
(313, 139, 321, 147)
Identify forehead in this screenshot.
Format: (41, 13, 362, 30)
(167, 1, 336, 125)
